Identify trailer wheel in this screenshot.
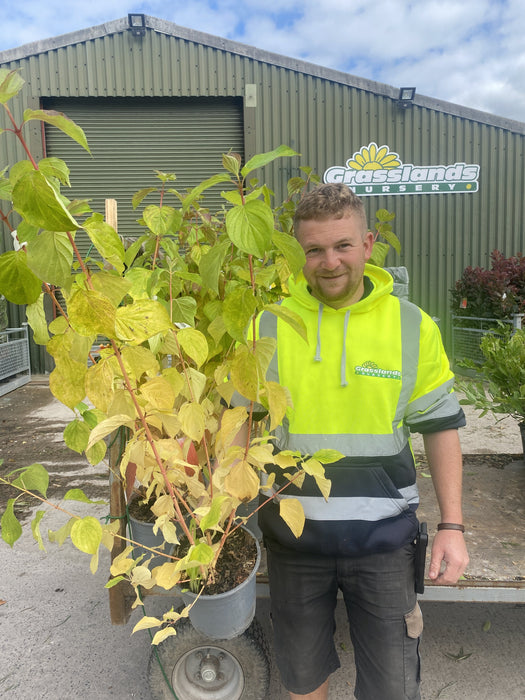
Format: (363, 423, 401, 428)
(148, 616, 270, 700)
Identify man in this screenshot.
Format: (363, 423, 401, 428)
(248, 183, 468, 699)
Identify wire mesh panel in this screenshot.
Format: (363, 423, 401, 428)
(0, 327, 31, 396)
(451, 316, 515, 367)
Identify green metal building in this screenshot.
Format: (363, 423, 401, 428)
(1, 15, 524, 372)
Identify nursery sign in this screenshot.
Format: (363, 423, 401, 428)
(324, 143, 480, 196)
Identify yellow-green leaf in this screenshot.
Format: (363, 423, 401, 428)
(241, 145, 299, 178)
(0, 249, 42, 304)
(222, 287, 258, 343)
(1, 499, 22, 547)
(91, 271, 131, 306)
(152, 562, 181, 590)
(279, 498, 305, 538)
(38, 157, 71, 186)
(199, 237, 230, 294)
(143, 204, 183, 236)
(162, 367, 185, 398)
(26, 231, 73, 288)
(48, 518, 74, 546)
(254, 337, 277, 376)
(0, 68, 25, 104)
(68, 288, 117, 338)
(110, 546, 136, 576)
(121, 345, 159, 381)
(131, 565, 156, 589)
(217, 406, 248, 452)
(247, 444, 275, 467)
(198, 495, 229, 532)
(171, 296, 197, 326)
(63, 419, 90, 453)
(12, 463, 49, 498)
(25, 295, 50, 345)
(83, 214, 125, 273)
(132, 616, 163, 634)
(49, 355, 86, 409)
(187, 542, 215, 565)
(266, 381, 289, 431)
(263, 303, 308, 343)
(179, 402, 205, 442)
(313, 474, 331, 501)
(182, 172, 231, 212)
(23, 108, 90, 153)
(12, 170, 80, 231)
(116, 299, 173, 344)
(151, 627, 178, 645)
(312, 449, 344, 465)
(139, 376, 175, 411)
(226, 199, 274, 258)
(70, 516, 103, 554)
(86, 439, 107, 466)
(231, 344, 259, 402)
(271, 230, 306, 275)
(224, 459, 259, 502)
(64, 489, 106, 505)
(181, 368, 207, 403)
(85, 359, 116, 413)
(177, 327, 209, 368)
(86, 414, 134, 450)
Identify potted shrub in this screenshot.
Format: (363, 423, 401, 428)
(0, 66, 400, 660)
(0, 67, 345, 647)
(458, 326, 525, 455)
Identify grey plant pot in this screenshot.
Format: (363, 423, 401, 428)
(127, 512, 175, 569)
(179, 530, 261, 641)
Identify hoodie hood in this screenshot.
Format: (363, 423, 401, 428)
(287, 264, 394, 386)
(288, 263, 394, 313)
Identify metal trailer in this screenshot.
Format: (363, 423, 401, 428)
(108, 439, 524, 699)
(414, 455, 525, 605)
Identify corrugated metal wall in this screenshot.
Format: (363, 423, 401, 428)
(1, 20, 524, 369)
(44, 96, 244, 248)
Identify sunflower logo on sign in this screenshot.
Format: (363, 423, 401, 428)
(346, 143, 401, 171)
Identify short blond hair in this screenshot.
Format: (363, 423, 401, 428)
(294, 183, 367, 237)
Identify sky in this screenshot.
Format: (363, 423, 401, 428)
(1, 0, 523, 123)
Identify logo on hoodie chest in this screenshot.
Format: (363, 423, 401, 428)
(354, 360, 401, 380)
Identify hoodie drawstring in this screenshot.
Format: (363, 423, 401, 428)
(341, 309, 351, 386)
(314, 304, 324, 362)
(314, 303, 351, 387)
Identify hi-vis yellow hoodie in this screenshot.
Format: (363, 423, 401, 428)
(254, 264, 465, 556)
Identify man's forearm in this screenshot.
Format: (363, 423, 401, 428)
(423, 429, 469, 584)
(423, 429, 463, 523)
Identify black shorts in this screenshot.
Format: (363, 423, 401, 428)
(266, 541, 422, 699)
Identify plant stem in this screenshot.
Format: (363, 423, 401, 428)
(111, 347, 196, 545)
(169, 327, 214, 498)
(4, 103, 39, 169)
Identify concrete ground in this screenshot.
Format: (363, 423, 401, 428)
(1, 380, 524, 699)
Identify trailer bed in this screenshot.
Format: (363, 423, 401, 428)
(416, 452, 525, 602)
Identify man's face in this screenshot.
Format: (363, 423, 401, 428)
(296, 215, 374, 309)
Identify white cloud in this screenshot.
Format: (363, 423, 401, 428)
(0, 0, 523, 122)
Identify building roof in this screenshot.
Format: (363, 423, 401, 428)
(0, 15, 524, 136)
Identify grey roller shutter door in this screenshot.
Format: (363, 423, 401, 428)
(44, 97, 244, 255)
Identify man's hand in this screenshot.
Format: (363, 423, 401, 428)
(428, 529, 469, 585)
(423, 430, 469, 585)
